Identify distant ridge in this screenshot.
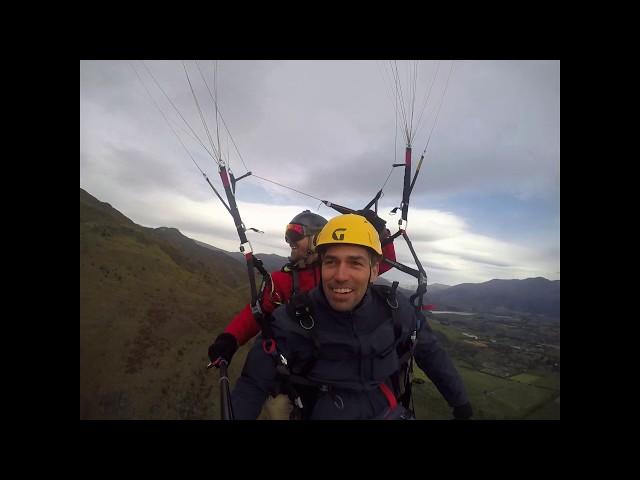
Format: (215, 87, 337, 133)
(426, 277, 560, 318)
(376, 273, 558, 318)
(194, 239, 290, 273)
(428, 283, 451, 293)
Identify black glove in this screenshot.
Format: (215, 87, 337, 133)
(208, 332, 238, 366)
(452, 402, 473, 420)
(356, 209, 387, 237)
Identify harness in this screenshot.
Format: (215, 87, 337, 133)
(271, 281, 420, 420)
(255, 261, 320, 412)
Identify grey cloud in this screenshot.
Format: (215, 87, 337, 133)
(81, 60, 559, 206)
(246, 60, 560, 206)
(168, 217, 238, 240)
(424, 263, 463, 272)
(80, 60, 559, 285)
(454, 253, 514, 268)
(105, 145, 215, 203)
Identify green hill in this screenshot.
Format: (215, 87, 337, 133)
(194, 239, 290, 273)
(80, 188, 252, 419)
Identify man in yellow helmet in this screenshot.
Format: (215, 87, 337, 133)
(230, 213, 472, 420)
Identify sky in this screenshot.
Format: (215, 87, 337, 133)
(80, 60, 560, 288)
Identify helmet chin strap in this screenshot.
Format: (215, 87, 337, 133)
(300, 248, 316, 267)
(303, 234, 320, 265)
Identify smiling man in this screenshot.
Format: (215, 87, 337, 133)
(208, 210, 397, 419)
(322, 244, 376, 311)
(320, 230, 380, 312)
(230, 214, 472, 420)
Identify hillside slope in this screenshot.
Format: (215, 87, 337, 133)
(80, 188, 251, 419)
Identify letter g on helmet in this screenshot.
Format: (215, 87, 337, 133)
(315, 214, 382, 255)
(331, 228, 346, 241)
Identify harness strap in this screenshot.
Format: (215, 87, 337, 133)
(397, 349, 413, 366)
(379, 383, 398, 409)
(382, 229, 402, 246)
(279, 376, 304, 410)
(372, 282, 420, 411)
(387, 282, 403, 342)
(264, 345, 306, 409)
(260, 264, 303, 353)
(291, 267, 300, 296)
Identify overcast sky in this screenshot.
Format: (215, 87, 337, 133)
(80, 60, 559, 288)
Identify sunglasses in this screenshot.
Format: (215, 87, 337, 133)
(285, 223, 306, 243)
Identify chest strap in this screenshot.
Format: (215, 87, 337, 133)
(291, 267, 300, 296)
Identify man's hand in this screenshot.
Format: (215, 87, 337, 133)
(208, 332, 239, 367)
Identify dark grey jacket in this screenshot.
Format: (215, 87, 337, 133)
(231, 285, 469, 419)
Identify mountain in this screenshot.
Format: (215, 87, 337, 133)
(195, 239, 290, 273)
(374, 277, 445, 300)
(374, 276, 409, 291)
(425, 277, 560, 318)
(428, 283, 451, 293)
(80, 188, 252, 419)
(227, 252, 290, 274)
(80, 188, 136, 227)
(193, 239, 230, 253)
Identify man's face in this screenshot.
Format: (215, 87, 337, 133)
(321, 244, 379, 312)
(288, 236, 311, 262)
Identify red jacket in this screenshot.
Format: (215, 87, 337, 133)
(225, 241, 397, 345)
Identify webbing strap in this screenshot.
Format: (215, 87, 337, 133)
(379, 383, 398, 409)
(291, 267, 300, 296)
(382, 229, 402, 246)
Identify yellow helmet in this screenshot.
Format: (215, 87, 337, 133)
(315, 213, 382, 255)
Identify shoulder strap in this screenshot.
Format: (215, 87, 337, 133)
(291, 267, 300, 297)
(371, 281, 402, 341)
(371, 282, 420, 412)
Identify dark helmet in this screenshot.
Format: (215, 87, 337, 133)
(285, 210, 328, 244)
